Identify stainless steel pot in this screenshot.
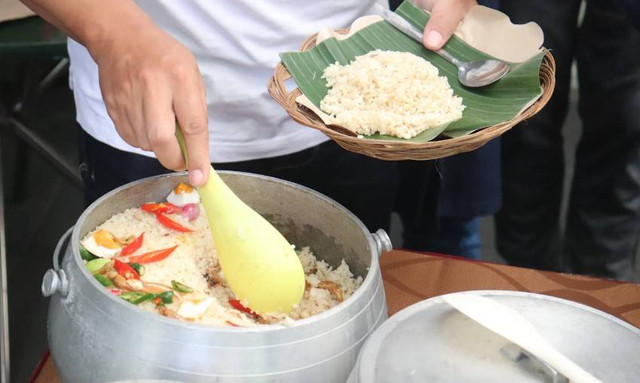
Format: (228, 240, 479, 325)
(42, 172, 391, 382)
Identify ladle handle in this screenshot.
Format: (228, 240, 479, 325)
(175, 124, 190, 168)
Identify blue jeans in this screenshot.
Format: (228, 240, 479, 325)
(427, 217, 481, 260)
(497, 0, 640, 280)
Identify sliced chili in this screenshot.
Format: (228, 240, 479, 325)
(155, 213, 193, 232)
(228, 299, 260, 317)
(125, 246, 178, 264)
(141, 202, 182, 214)
(113, 259, 140, 280)
(225, 321, 241, 327)
(129, 262, 145, 276)
(120, 233, 144, 256)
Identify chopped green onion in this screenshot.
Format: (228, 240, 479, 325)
(171, 280, 193, 294)
(120, 292, 155, 305)
(86, 258, 111, 274)
(94, 274, 113, 287)
(129, 263, 145, 276)
(157, 291, 174, 304)
(119, 291, 145, 302)
(132, 294, 156, 305)
(80, 245, 97, 261)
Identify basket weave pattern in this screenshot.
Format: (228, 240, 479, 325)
(268, 33, 556, 161)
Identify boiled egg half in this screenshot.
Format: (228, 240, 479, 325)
(178, 296, 214, 319)
(81, 229, 122, 258)
(167, 182, 200, 207)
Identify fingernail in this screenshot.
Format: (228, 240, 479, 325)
(425, 30, 443, 48)
(190, 169, 204, 187)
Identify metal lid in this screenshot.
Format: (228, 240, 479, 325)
(349, 291, 640, 382)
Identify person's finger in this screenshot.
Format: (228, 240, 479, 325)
(423, 0, 476, 50)
(144, 80, 184, 171)
(143, 82, 181, 168)
(109, 111, 136, 145)
(128, 80, 151, 151)
(106, 103, 137, 147)
(121, 100, 151, 152)
(101, 71, 150, 151)
(101, 80, 137, 146)
(173, 71, 210, 187)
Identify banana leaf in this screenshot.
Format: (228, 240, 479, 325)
(280, 0, 545, 141)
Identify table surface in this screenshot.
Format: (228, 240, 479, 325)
(32, 249, 640, 382)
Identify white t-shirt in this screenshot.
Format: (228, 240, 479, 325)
(68, 0, 386, 163)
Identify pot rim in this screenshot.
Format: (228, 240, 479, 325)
(70, 171, 382, 333)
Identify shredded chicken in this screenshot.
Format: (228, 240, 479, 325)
(204, 264, 226, 288)
(318, 281, 344, 302)
(113, 275, 130, 291)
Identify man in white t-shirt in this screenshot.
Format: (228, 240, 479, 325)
(21, 0, 476, 231)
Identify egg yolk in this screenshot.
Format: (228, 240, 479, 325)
(93, 230, 121, 249)
(174, 182, 194, 195)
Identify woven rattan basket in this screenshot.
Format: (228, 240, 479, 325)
(268, 33, 556, 161)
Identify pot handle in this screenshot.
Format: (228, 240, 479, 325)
(371, 229, 392, 257)
(42, 226, 73, 298)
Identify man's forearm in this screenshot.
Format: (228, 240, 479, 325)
(21, 0, 155, 55)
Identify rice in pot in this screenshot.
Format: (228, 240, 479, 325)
(80, 184, 362, 327)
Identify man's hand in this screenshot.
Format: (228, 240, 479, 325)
(90, 25, 210, 187)
(415, 0, 477, 50)
(20, 0, 210, 187)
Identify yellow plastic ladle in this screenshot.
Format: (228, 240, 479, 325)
(176, 128, 305, 314)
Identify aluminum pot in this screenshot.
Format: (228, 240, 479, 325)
(348, 291, 640, 382)
(42, 171, 391, 382)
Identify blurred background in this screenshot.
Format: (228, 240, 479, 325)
(1, 6, 83, 381)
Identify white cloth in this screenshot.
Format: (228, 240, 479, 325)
(68, 0, 386, 163)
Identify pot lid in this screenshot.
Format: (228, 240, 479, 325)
(350, 290, 640, 382)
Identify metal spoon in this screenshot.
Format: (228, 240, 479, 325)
(377, 6, 510, 87)
(435, 49, 510, 87)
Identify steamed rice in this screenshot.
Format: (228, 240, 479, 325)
(83, 204, 362, 327)
(320, 50, 465, 139)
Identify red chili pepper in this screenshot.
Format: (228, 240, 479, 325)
(125, 246, 178, 264)
(225, 321, 241, 327)
(113, 259, 140, 280)
(109, 289, 122, 296)
(119, 233, 144, 256)
(156, 213, 193, 232)
(141, 202, 182, 214)
(228, 299, 260, 317)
